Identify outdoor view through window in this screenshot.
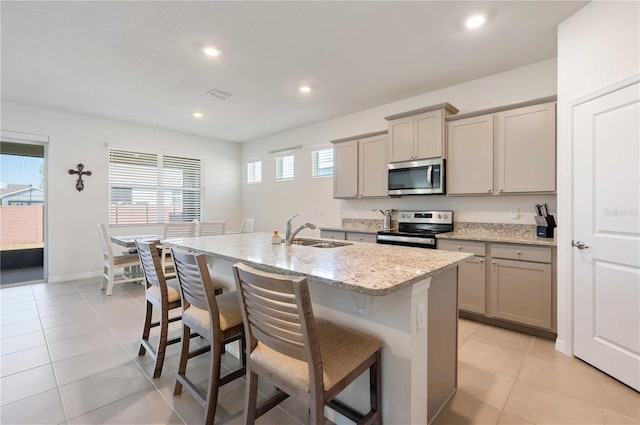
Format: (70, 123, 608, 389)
(0, 142, 45, 285)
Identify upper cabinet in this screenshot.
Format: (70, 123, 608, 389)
(331, 131, 388, 199)
(385, 103, 459, 162)
(447, 97, 557, 196)
(496, 102, 556, 193)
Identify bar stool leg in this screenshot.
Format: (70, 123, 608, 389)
(174, 324, 191, 396)
(244, 369, 259, 425)
(204, 340, 222, 425)
(138, 301, 153, 356)
(153, 306, 169, 379)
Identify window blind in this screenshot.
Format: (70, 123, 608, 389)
(312, 147, 334, 177)
(108, 149, 202, 224)
(276, 155, 294, 181)
(247, 161, 262, 184)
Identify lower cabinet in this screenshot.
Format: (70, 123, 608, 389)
(319, 230, 377, 243)
(458, 257, 486, 314)
(489, 258, 552, 329)
(320, 230, 346, 240)
(439, 239, 554, 331)
(345, 232, 377, 243)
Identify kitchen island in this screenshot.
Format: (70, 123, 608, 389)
(164, 232, 473, 425)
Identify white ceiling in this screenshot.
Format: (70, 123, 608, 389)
(1, 1, 586, 143)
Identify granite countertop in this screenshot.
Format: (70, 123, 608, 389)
(436, 223, 557, 247)
(164, 232, 473, 296)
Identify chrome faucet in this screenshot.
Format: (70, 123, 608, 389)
(285, 215, 317, 245)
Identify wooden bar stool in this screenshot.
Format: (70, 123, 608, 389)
(171, 248, 246, 425)
(161, 222, 196, 277)
(232, 262, 383, 425)
(97, 223, 142, 295)
(198, 221, 226, 236)
(135, 240, 185, 378)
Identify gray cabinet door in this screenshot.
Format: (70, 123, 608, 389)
(496, 102, 556, 193)
(458, 256, 486, 314)
(446, 114, 494, 195)
(320, 230, 346, 240)
(358, 134, 388, 198)
(345, 232, 377, 243)
(489, 258, 552, 329)
(333, 140, 358, 198)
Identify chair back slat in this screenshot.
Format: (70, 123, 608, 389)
(234, 264, 314, 362)
(198, 221, 226, 236)
(171, 248, 216, 312)
(97, 224, 114, 261)
(240, 218, 255, 233)
(136, 240, 164, 289)
(164, 222, 195, 238)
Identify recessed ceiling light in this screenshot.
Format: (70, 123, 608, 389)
(298, 86, 312, 94)
(202, 46, 222, 57)
(192, 112, 204, 118)
(465, 14, 486, 30)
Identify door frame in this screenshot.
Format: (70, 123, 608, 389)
(0, 130, 50, 283)
(557, 74, 639, 356)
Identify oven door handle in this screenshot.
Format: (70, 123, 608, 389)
(426, 165, 433, 188)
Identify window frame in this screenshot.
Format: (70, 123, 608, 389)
(311, 147, 334, 178)
(247, 160, 262, 184)
(275, 154, 295, 182)
(108, 148, 203, 225)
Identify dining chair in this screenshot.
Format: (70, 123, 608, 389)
(161, 222, 196, 277)
(240, 218, 255, 233)
(97, 223, 143, 296)
(171, 248, 246, 425)
(136, 240, 185, 378)
(198, 220, 226, 236)
(232, 262, 383, 425)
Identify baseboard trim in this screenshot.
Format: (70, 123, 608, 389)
(48, 271, 101, 283)
(459, 311, 557, 340)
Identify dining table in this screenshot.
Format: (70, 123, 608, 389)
(110, 234, 162, 249)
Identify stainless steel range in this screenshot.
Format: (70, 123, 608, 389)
(376, 210, 453, 249)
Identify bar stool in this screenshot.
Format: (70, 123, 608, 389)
(198, 221, 226, 236)
(171, 248, 246, 425)
(97, 223, 142, 295)
(136, 240, 184, 378)
(232, 262, 383, 425)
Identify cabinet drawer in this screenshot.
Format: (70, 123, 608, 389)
(320, 230, 346, 240)
(346, 232, 377, 243)
(438, 240, 486, 256)
(491, 244, 551, 263)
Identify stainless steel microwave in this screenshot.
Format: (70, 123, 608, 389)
(388, 158, 445, 195)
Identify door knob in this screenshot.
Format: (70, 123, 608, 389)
(572, 240, 589, 250)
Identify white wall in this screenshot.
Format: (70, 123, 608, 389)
(556, 1, 640, 354)
(241, 59, 558, 235)
(1, 101, 242, 282)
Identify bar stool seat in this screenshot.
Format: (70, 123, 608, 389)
(181, 291, 244, 336)
(146, 278, 181, 304)
(250, 318, 382, 392)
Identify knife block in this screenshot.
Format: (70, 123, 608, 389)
(536, 214, 556, 238)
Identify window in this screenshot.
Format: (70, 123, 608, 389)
(312, 147, 334, 177)
(247, 161, 262, 184)
(108, 149, 202, 224)
(276, 155, 294, 181)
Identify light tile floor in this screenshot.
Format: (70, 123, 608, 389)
(0, 279, 638, 425)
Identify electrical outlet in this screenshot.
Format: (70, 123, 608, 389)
(416, 302, 425, 331)
(511, 208, 520, 219)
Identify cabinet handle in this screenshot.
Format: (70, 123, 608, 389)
(487, 188, 492, 192)
(492, 260, 496, 265)
(457, 246, 462, 250)
(499, 188, 504, 192)
(516, 250, 522, 255)
(479, 259, 484, 264)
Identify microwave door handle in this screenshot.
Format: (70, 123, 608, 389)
(426, 165, 433, 188)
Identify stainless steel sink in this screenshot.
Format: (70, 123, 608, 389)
(290, 238, 351, 248)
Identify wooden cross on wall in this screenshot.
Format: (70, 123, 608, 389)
(68, 163, 92, 192)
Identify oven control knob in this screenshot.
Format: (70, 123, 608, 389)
(444, 214, 448, 219)
(438, 214, 442, 219)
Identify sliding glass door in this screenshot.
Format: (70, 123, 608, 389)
(0, 140, 46, 285)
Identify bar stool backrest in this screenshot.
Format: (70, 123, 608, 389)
(233, 263, 320, 367)
(136, 240, 164, 290)
(171, 248, 219, 317)
(198, 221, 226, 236)
(163, 222, 196, 238)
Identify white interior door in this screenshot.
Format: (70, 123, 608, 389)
(572, 80, 640, 391)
